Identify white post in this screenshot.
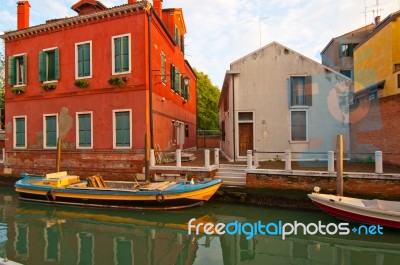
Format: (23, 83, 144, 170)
(176, 149, 182, 167)
(285, 150, 291, 171)
(205, 149, 210, 168)
(254, 148, 259, 168)
(214, 148, 220, 165)
(150, 149, 155, 166)
(328, 151, 335, 173)
(375, 151, 383, 174)
(247, 150, 253, 169)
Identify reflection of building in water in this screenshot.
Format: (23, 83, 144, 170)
(4, 216, 198, 265)
(218, 232, 400, 265)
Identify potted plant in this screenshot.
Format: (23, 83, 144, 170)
(11, 87, 26, 94)
(74, 79, 90, 88)
(108, 77, 127, 87)
(42, 83, 57, 91)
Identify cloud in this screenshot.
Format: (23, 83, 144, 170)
(1, 0, 399, 87)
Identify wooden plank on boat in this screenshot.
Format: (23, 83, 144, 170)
(140, 181, 171, 191)
(45, 171, 68, 179)
(156, 181, 177, 191)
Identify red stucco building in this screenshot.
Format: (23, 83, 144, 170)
(1, 0, 197, 179)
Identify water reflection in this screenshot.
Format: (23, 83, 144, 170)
(0, 187, 399, 265)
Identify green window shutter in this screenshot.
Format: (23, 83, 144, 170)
(115, 112, 130, 147)
(46, 116, 57, 147)
(15, 117, 25, 147)
(54, 48, 60, 80)
(22, 55, 27, 84)
(78, 114, 91, 147)
(170, 64, 175, 90)
(174, 68, 180, 93)
(8, 56, 16, 86)
(121, 36, 129, 72)
(83, 44, 90, 76)
(114, 38, 121, 73)
(78, 45, 84, 77)
(38, 51, 46, 82)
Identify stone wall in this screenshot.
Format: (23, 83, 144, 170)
(247, 170, 400, 200)
(350, 94, 400, 165)
(4, 149, 145, 180)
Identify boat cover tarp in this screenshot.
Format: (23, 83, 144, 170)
(362, 199, 400, 213)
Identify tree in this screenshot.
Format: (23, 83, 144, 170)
(195, 69, 220, 131)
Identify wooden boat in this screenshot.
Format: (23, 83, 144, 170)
(15, 171, 222, 210)
(308, 191, 400, 229)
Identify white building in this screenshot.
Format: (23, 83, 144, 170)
(219, 42, 352, 162)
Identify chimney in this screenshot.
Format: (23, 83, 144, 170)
(17, 0, 31, 30)
(128, 0, 137, 4)
(153, 0, 163, 16)
(375, 16, 381, 25)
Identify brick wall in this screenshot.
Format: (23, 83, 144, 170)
(247, 173, 400, 200)
(350, 94, 400, 165)
(5, 150, 145, 180)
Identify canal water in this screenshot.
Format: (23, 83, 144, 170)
(0, 187, 399, 265)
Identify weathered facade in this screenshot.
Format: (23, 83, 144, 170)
(1, 0, 197, 179)
(219, 42, 352, 162)
(351, 10, 400, 165)
(321, 23, 375, 80)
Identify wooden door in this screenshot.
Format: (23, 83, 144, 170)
(239, 123, 253, 156)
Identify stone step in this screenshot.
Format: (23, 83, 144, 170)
(215, 175, 246, 182)
(219, 180, 246, 187)
(215, 172, 245, 178)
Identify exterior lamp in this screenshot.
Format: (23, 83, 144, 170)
(183, 76, 190, 86)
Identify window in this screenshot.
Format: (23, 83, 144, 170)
(8, 54, 27, 86)
(39, 48, 59, 82)
(160, 52, 166, 84)
(113, 110, 131, 148)
(238, 112, 253, 121)
(398, 73, 400, 89)
(76, 112, 92, 149)
(340, 43, 358, 58)
(76, 42, 92, 78)
(44, 115, 58, 148)
(112, 34, 130, 74)
(289, 76, 312, 106)
(340, 70, 353, 80)
(170, 64, 180, 93)
(174, 25, 180, 46)
(14, 116, 26, 148)
(181, 76, 189, 100)
(291, 110, 307, 141)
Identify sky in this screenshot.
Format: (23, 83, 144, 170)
(1, 0, 400, 88)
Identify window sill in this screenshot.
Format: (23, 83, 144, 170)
(289, 140, 309, 144)
(112, 71, 131, 75)
(113, 146, 132, 150)
(289, 105, 309, 109)
(43, 80, 58, 84)
(13, 84, 27, 88)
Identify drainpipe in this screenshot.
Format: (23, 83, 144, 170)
(148, 7, 154, 149)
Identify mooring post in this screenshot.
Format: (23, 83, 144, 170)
(205, 149, 210, 168)
(254, 148, 259, 168)
(285, 150, 291, 171)
(176, 149, 182, 167)
(375, 151, 383, 174)
(214, 148, 220, 165)
(327, 151, 335, 173)
(150, 149, 155, 166)
(247, 150, 253, 169)
(336, 135, 344, 196)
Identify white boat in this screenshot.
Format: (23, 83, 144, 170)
(308, 192, 400, 229)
